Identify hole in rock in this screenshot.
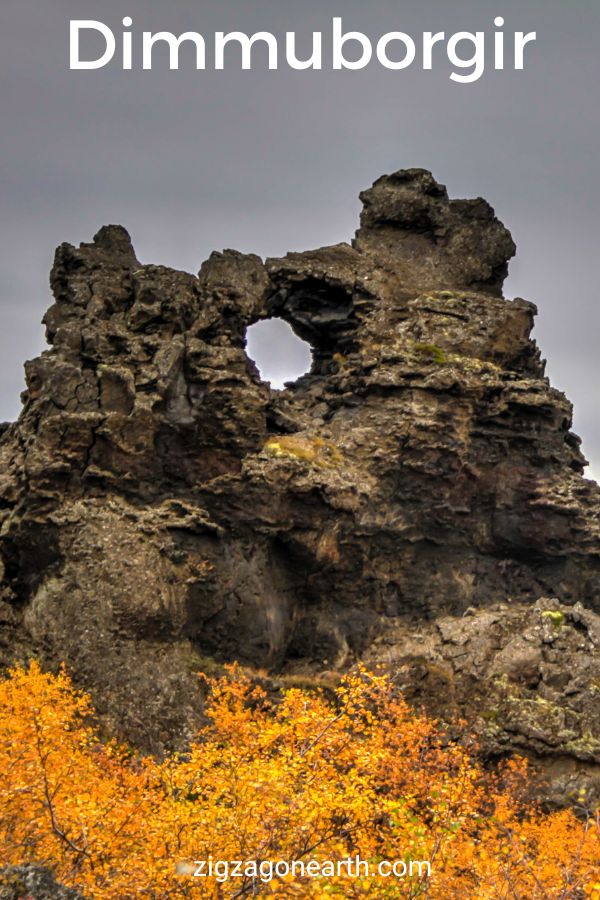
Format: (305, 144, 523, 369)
(246, 319, 312, 389)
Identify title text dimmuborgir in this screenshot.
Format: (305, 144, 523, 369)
(70, 17, 536, 85)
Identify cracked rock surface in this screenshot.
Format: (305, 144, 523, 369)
(1, 168, 600, 804)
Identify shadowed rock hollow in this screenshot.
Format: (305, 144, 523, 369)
(1, 169, 600, 805)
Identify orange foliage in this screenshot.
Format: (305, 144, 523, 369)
(0, 661, 598, 898)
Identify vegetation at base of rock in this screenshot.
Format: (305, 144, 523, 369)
(0, 663, 598, 899)
(263, 434, 343, 467)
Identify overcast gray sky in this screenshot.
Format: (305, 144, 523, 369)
(1, 0, 599, 477)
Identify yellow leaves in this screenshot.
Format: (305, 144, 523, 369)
(0, 662, 599, 898)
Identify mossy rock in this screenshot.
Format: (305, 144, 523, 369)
(263, 435, 343, 468)
(414, 343, 447, 364)
(540, 609, 566, 631)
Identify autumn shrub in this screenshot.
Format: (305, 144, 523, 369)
(0, 661, 598, 898)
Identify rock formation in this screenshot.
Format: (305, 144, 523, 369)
(0, 866, 84, 900)
(1, 169, 599, 805)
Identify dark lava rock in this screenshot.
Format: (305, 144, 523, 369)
(363, 597, 600, 809)
(1, 168, 600, 802)
(0, 866, 85, 900)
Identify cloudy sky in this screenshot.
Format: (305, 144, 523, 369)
(1, 0, 599, 477)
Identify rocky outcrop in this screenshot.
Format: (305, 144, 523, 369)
(0, 866, 85, 900)
(1, 169, 599, 801)
(363, 597, 600, 809)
